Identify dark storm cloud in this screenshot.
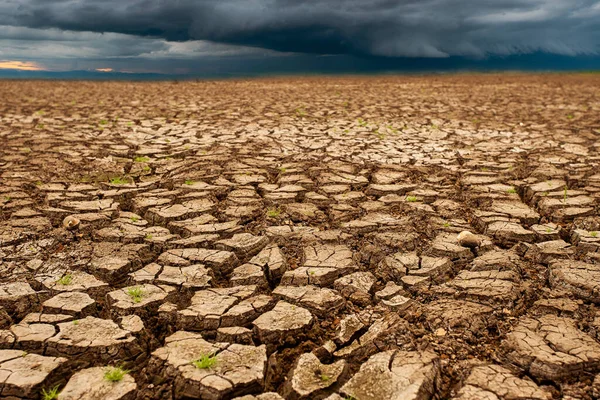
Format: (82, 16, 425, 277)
(1, 0, 600, 58)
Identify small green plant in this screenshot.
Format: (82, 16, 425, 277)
(567, 114, 574, 119)
(145, 233, 153, 240)
(184, 179, 195, 185)
(73, 319, 79, 325)
(481, 167, 489, 172)
(192, 353, 217, 369)
(320, 373, 330, 382)
(99, 119, 108, 125)
(41, 385, 60, 400)
(3, 196, 11, 202)
(56, 274, 73, 285)
(35, 181, 43, 186)
(431, 124, 439, 130)
(295, 108, 306, 117)
(279, 167, 287, 173)
(134, 156, 149, 162)
(542, 191, 549, 196)
(110, 177, 129, 185)
(357, 118, 367, 127)
(126, 287, 144, 303)
(590, 231, 598, 238)
(266, 208, 280, 218)
(142, 165, 151, 172)
(443, 222, 450, 228)
(406, 196, 419, 202)
(563, 187, 568, 203)
(507, 187, 517, 194)
(104, 366, 129, 382)
(130, 216, 139, 223)
(546, 228, 553, 233)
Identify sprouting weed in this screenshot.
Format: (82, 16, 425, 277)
(563, 187, 568, 203)
(192, 354, 217, 369)
(41, 385, 60, 400)
(130, 216, 139, 223)
(104, 366, 129, 382)
(406, 196, 419, 202)
(145, 233, 153, 240)
(567, 114, 574, 119)
(507, 188, 517, 194)
(133, 156, 149, 162)
(72, 319, 79, 325)
(126, 287, 144, 303)
(56, 274, 73, 285)
(443, 222, 451, 228)
(481, 167, 489, 172)
(110, 177, 129, 185)
(546, 228, 553, 233)
(99, 119, 108, 125)
(266, 208, 280, 218)
(142, 166, 151, 172)
(279, 167, 287, 173)
(590, 231, 598, 238)
(184, 179, 195, 185)
(320, 374, 330, 382)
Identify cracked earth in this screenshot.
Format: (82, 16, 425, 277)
(0, 74, 599, 399)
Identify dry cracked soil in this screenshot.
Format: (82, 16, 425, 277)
(0, 74, 600, 399)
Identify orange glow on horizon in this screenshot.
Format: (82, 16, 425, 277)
(0, 60, 44, 71)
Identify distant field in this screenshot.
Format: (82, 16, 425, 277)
(1, 74, 599, 399)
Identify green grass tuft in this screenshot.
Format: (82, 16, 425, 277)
(126, 287, 144, 303)
(405, 196, 419, 202)
(590, 231, 598, 238)
(110, 177, 129, 185)
(507, 187, 517, 194)
(56, 274, 73, 285)
(41, 385, 60, 400)
(104, 366, 129, 382)
(192, 353, 217, 369)
(134, 156, 150, 162)
(266, 208, 281, 218)
(184, 179, 195, 185)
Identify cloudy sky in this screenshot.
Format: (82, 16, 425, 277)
(0, 0, 599, 75)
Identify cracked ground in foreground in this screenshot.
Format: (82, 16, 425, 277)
(0, 74, 600, 399)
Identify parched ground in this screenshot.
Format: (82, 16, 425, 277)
(0, 74, 599, 400)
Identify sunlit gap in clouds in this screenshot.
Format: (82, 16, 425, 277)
(0, 60, 44, 71)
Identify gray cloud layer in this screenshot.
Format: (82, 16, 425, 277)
(1, 0, 600, 59)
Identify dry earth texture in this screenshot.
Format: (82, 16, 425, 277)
(1, 74, 600, 400)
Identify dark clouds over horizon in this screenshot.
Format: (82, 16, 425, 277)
(1, 0, 600, 73)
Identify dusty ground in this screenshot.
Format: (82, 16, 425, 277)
(0, 74, 599, 400)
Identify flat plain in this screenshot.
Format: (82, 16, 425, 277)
(1, 74, 600, 399)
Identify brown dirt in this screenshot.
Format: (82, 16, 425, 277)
(0, 74, 599, 399)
